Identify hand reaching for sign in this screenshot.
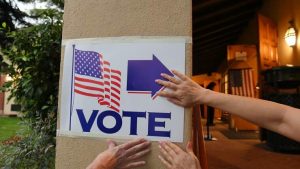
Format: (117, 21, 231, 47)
(158, 141, 201, 169)
(86, 138, 151, 169)
(155, 70, 206, 107)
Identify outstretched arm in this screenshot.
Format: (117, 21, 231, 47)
(155, 70, 300, 142)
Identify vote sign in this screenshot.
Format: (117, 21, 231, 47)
(59, 38, 185, 142)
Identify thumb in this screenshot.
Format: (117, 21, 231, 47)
(186, 141, 201, 169)
(185, 141, 193, 153)
(107, 139, 117, 149)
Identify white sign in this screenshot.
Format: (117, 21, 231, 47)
(59, 38, 185, 142)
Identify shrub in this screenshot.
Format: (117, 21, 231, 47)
(0, 8, 62, 168)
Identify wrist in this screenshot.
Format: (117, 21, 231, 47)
(87, 159, 114, 169)
(197, 88, 211, 105)
(89, 164, 112, 169)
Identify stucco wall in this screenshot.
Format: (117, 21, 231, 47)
(56, 0, 192, 169)
(3, 91, 18, 115)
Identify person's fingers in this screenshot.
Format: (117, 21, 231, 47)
(127, 148, 151, 161)
(171, 70, 187, 81)
(107, 139, 117, 149)
(185, 141, 193, 153)
(120, 138, 147, 150)
(161, 73, 181, 84)
(159, 141, 177, 158)
(165, 141, 182, 154)
(125, 140, 151, 157)
(161, 141, 177, 157)
(157, 90, 177, 98)
(119, 161, 146, 169)
(158, 155, 172, 169)
(155, 79, 178, 90)
(185, 141, 201, 169)
(186, 141, 197, 158)
(167, 97, 184, 107)
(159, 144, 173, 163)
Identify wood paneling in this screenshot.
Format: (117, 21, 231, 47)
(258, 14, 279, 70)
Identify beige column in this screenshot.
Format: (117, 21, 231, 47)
(56, 0, 192, 168)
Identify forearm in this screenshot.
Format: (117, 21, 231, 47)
(156, 71, 300, 142)
(201, 90, 288, 132)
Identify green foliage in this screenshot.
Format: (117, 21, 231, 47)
(41, 0, 64, 9)
(2, 22, 7, 28)
(0, 6, 62, 168)
(1, 9, 62, 121)
(0, 119, 56, 169)
(0, 0, 29, 48)
(19, 0, 64, 9)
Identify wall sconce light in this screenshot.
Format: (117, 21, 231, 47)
(285, 20, 297, 47)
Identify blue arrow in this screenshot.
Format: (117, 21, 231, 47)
(127, 55, 174, 98)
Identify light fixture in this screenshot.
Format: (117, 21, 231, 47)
(285, 20, 297, 47)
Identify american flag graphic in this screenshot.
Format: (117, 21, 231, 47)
(74, 49, 121, 112)
(229, 68, 255, 97)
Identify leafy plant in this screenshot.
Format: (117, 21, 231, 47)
(0, 4, 62, 168)
(0, 0, 29, 48)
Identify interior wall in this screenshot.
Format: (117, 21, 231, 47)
(238, 0, 300, 67)
(56, 0, 192, 169)
(261, 0, 300, 66)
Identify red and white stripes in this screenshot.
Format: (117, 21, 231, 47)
(97, 53, 121, 112)
(230, 69, 255, 98)
(110, 69, 121, 112)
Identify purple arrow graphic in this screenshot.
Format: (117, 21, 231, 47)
(127, 55, 174, 99)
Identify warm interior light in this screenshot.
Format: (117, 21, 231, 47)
(285, 20, 297, 47)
